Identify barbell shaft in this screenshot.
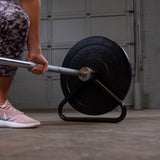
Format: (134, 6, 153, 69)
(0, 57, 86, 77)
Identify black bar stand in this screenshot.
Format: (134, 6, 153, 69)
(58, 79, 127, 123)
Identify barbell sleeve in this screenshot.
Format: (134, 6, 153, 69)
(0, 57, 86, 77)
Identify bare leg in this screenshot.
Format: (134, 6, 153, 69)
(0, 77, 13, 105)
(0, 1, 40, 128)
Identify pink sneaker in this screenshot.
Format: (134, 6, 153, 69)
(0, 100, 40, 128)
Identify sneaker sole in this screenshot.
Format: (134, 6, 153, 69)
(0, 120, 40, 128)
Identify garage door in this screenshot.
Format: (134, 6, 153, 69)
(9, 0, 134, 109)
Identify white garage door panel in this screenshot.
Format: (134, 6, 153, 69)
(40, 19, 48, 46)
(10, 0, 134, 109)
(52, 18, 87, 46)
(10, 79, 48, 109)
(91, 0, 129, 13)
(51, 0, 86, 15)
(51, 49, 69, 79)
(124, 80, 134, 106)
(91, 16, 128, 43)
(15, 69, 45, 81)
(41, 0, 49, 17)
(52, 80, 65, 107)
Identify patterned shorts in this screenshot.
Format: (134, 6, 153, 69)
(0, 0, 30, 76)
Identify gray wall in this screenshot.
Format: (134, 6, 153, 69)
(140, 0, 160, 108)
(10, 0, 135, 109)
(9, 0, 160, 109)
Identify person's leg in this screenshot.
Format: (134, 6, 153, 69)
(0, 1, 40, 128)
(0, 0, 30, 104)
(0, 77, 13, 105)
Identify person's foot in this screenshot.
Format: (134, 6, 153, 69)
(0, 100, 40, 128)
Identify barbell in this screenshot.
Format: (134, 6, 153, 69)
(0, 36, 132, 123)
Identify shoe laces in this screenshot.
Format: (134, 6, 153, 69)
(0, 101, 23, 114)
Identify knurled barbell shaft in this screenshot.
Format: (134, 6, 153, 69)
(0, 57, 87, 77)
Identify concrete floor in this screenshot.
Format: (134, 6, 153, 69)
(0, 109, 160, 160)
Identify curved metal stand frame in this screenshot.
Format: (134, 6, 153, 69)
(58, 79, 127, 123)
